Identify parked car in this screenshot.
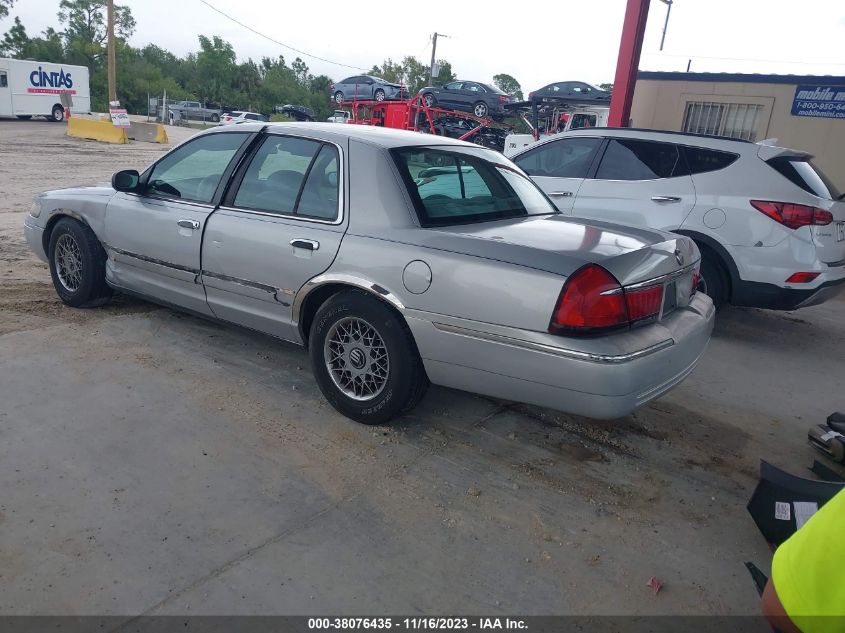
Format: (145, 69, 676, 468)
(327, 110, 351, 123)
(218, 111, 268, 125)
(529, 81, 612, 103)
(274, 104, 315, 121)
(167, 100, 222, 123)
(331, 75, 406, 103)
(418, 115, 509, 152)
(24, 123, 713, 424)
(511, 128, 845, 310)
(418, 81, 514, 119)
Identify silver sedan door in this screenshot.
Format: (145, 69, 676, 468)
(104, 131, 253, 315)
(512, 136, 603, 214)
(201, 134, 346, 343)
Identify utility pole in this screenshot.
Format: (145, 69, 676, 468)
(429, 32, 449, 84)
(658, 0, 673, 51)
(107, 0, 117, 104)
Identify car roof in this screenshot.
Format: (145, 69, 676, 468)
(561, 127, 755, 150)
(204, 121, 479, 149)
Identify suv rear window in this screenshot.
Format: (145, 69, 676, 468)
(392, 146, 558, 226)
(767, 157, 841, 200)
(682, 146, 738, 174)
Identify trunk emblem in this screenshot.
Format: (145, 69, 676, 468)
(675, 249, 685, 266)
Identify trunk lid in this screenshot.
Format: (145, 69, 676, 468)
(432, 214, 699, 288)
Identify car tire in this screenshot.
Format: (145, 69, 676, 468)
(210, 113, 220, 123)
(422, 93, 436, 108)
(48, 217, 113, 308)
(374, 89, 386, 102)
(49, 104, 65, 122)
(334, 91, 345, 104)
(309, 290, 429, 425)
(473, 101, 488, 118)
(698, 251, 728, 310)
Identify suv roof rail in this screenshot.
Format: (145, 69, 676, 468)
(577, 127, 753, 143)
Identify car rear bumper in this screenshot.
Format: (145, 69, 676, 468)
(734, 276, 845, 310)
(406, 293, 715, 420)
(23, 216, 47, 263)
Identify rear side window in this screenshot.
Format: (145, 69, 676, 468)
(767, 157, 841, 200)
(596, 139, 684, 180)
(392, 146, 557, 226)
(514, 137, 601, 179)
(233, 135, 340, 220)
(683, 146, 739, 174)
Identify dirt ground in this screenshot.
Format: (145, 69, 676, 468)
(1, 118, 843, 617)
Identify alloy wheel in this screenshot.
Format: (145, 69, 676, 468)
(324, 317, 390, 401)
(54, 233, 83, 292)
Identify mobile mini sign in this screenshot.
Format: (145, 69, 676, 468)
(791, 85, 845, 119)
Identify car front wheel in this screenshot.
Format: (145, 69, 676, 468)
(334, 91, 345, 104)
(309, 290, 429, 425)
(473, 101, 488, 118)
(422, 93, 436, 108)
(374, 89, 386, 101)
(48, 217, 113, 308)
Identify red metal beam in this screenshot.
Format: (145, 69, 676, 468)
(608, 0, 650, 127)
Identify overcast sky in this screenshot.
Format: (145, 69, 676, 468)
(4, 0, 845, 91)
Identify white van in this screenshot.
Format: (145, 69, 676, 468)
(0, 58, 91, 122)
(504, 106, 609, 157)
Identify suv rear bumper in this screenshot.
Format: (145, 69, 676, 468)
(733, 276, 845, 310)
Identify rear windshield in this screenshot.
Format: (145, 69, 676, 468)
(767, 157, 841, 200)
(392, 146, 558, 226)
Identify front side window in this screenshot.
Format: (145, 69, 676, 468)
(596, 139, 683, 180)
(392, 146, 557, 226)
(233, 135, 340, 219)
(514, 137, 601, 179)
(145, 132, 250, 203)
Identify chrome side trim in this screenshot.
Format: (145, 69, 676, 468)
(431, 321, 674, 364)
(106, 244, 201, 276)
(201, 270, 291, 305)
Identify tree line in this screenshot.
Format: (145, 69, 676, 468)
(0, 0, 532, 121)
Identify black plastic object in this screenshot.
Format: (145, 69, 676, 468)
(810, 459, 845, 482)
(744, 561, 769, 596)
(747, 460, 844, 547)
(828, 411, 845, 433)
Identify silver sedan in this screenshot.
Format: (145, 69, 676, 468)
(23, 123, 714, 424)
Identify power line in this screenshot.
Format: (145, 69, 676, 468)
(644, 52, 845, 67)
(198, 0, 369, 71)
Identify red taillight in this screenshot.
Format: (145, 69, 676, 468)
(550, 264, 627, 333)
(750, 200, 833, 230)
(785, 272, 820, 284)
(625, 285, 663, 321)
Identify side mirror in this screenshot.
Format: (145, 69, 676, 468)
(112, 169, 140, 192)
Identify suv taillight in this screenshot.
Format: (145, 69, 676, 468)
(750, 200, 833, 230)
(549, 265, 663, 335)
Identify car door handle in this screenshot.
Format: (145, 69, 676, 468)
(177, 219, 200, 229)
(651, 196, 682, 203)
(548, 191, 573, 197)
(290, 239, 319, 251)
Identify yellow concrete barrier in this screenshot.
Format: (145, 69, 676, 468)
(67, 117, 128, 144)
(128, 121, 169, 144)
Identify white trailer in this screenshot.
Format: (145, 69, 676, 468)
(0, 58, 91, 122)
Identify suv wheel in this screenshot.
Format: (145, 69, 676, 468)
(698, 252, 728, 310)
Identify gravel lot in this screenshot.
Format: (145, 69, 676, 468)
(1, 118, 843, 616)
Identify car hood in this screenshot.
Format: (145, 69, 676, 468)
(425, 214, 698, 286)
(41, 184, 115, 198)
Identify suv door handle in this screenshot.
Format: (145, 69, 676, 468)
(651, 196, 682, 203)
(290, 239, 319, 251)
(177, 219, 200, 229)
(548, 191, 573, 197)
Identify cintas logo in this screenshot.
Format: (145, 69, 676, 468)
(29, 66, 73, 90)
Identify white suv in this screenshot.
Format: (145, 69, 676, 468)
(512, 128, 845, 310)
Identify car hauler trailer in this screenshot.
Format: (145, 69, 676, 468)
(0, 58, 91, 122)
